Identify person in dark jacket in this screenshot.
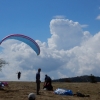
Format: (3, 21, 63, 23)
(43, 74, 53, 91)
(45, 75, 52, 85)
(17, 71, 21, 80)
(36, 68, 41, 95)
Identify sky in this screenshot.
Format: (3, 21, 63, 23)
(0, 0, 100, 81)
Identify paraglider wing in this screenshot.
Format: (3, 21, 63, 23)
(0, 34, 40, 55)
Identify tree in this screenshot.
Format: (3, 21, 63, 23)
(0, 58, 8, 71)
(89, 74, 97, 83)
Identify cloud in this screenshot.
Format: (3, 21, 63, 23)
(81, 24, 88, 28)
(0, 18, 100, 81)
(48, 19, 83, 50)
(53, 15, 66, 19)
(96, 15, 100, 20)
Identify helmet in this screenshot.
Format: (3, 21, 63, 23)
(28, 93, 36, 100)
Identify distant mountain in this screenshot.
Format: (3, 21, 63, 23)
(52, 75, 100, 82)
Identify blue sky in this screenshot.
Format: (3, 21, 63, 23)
(0, 0, 100, 81)
(0, 0, 100, 41)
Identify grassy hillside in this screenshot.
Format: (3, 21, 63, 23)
(0, 81, 100, 100)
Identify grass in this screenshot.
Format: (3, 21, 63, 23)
(0, 81, 100, 100)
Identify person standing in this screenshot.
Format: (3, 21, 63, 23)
(36, 68, 41, 95)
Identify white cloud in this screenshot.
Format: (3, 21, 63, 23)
(53, 15, 66, 19)
(48, 19, 83, 50)
(0, 18, 100, 82)
(96, 15, 100, 20)
(81, 24, 88, 28)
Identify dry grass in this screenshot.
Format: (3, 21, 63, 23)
(0, 81, 100, 100)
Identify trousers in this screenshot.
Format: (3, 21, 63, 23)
(36, 81, 40, 94)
